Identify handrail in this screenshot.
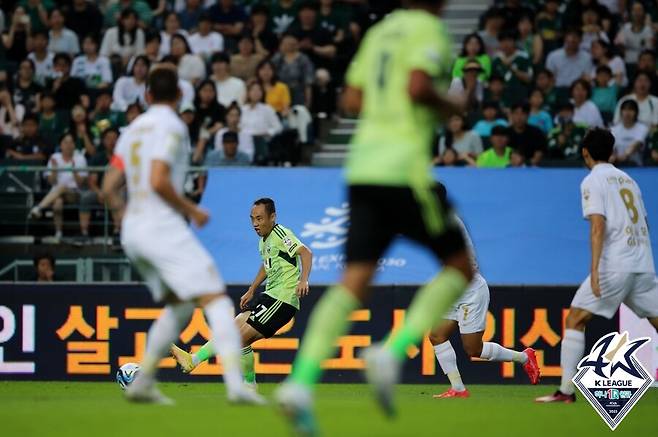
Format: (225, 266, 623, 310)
(0, 257, 134, 282)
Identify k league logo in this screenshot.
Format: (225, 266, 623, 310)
(573, 331, 654, 431)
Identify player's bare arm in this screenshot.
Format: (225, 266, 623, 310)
(240, 265, 267, 310)
(150, 160, 209, 228)
(589, 214, 606, 297)
(408, 70, 466, 119)
(295, 244, 313, 297)
(102, 164, 126, 218)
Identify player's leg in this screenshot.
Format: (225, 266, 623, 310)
(428, 320, 468, 396)
(235, 311, 264, 386)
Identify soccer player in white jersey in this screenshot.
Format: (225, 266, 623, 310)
(536, 127, 658, 403)
(429, 184, 540, 398)
(102, 65, 264, 405)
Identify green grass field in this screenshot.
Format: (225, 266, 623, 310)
(1, 382, 656, 436)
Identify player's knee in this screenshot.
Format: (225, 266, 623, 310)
(463, 341, 483, 358)
(566, 308, 592, 330)
(428, 332, 447, 346)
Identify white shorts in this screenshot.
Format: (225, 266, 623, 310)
(122, 218, 225, 302)
(571, 272, 658, 319)
(444, 273, 490, 334)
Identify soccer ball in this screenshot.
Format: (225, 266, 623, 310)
(116, 363, 140, 390)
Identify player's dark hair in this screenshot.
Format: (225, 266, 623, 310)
(148, 67, 179, 103)
(581, 127, 614, 161)
(33, 252, 55, 268)
(254, 198, 276, 215)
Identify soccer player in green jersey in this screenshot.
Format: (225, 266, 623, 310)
(171, 198, 313, 388)
(275, 1, 474, 434)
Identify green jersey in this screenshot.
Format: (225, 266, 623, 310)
(345, 9, 453, 188)
(259, 224, 303, 309)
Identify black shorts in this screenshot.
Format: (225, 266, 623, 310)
(246, 293, 297, 338)
(346, 183, 466, 263)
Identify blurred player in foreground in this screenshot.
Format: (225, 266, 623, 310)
(536, 128, 658, 403)
(275, 0, 473, 434)
(103, 65, 264, 405)
(429, 187, 540, 398)
(171, 198, 313, 389)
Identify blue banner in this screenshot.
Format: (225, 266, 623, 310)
(198, 168, 658, 285)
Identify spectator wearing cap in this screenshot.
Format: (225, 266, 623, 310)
(100, 8, 146, 67)
(589, 39, 627, 88)
(545, 28, 592, 88)
(188, 13, 224, 61)
(528, 89, 553, 134)
(452, 33, 491, 81)
(34, 252, 55, 282)
(476, 125, 513, 168)
(71, 34, 113, 90)
(291, 2, 337, 73)
(507, 102, 547, 166)
(47, 8, 80, 56)
(547, 102, 587, 160)
(210, 52, 247, 107)
(492, 30, 533, 107)
(205, 131, 251, 166)
(472, 101, 508, 141)
(614, 1, 654, 67)
(613, 71, 658, 129)
(49, 53, 88, 111)
(112, 55, 149, 111)
(611, 99, 648, 166)
(478, 9, 504, 56)
(272, 33, 315, 107)
(449, 58, 485, 115)
(178, 0, 204, 31)
(435, 114, 483, 167)
(231, 35, 267, 82)
(591, 65, 618, 123)
(63, 0, 103, 42)
(571, 79, 604, 128)
(27, 30, 55, 86)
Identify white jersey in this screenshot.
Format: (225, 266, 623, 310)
(580, 163, 654, 273)
(115, 104, 191, 225)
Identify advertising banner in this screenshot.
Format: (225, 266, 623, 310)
(1, 284, 617, 383)
(198, 168, 658, 286)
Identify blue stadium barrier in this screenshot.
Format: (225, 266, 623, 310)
(198, 168, 658, 286)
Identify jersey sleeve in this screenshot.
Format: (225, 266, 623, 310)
(581, 177, 605, 219)
(345, 33, 370, 88)
(406, 24, 445, 78)
(151, 124, 185, 165)
(277, 227, 303, 257)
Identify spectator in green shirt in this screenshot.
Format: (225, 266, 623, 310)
(19, 0, 53, 33)
(492, 30, 533, 107)
(547, 102, 588, 160)
(452, 33, 492, 81)
(477, 125, 513, 168)
(591, 65, 618, 124)
(38, 90, 68, 147)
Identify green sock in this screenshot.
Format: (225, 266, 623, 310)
(193, 340, 214, 366)
(291, 285, 360, 387)
(241, 346, 256, 384)
(388, 267, 468, 360)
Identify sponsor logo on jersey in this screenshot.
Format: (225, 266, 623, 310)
(573, 331, 654, 430)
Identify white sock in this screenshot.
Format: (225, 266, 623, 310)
(204, 296, 243, 393)
(559, 329, 585, 395)
(480, 342, 527, 363)
(434, 341, 466, 391)
(141, 302, 195, 378)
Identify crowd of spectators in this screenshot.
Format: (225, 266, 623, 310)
(439, 0, 658, 168)
(2, 0, 658, 239)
